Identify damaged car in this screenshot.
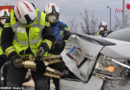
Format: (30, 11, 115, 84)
(59, 32, 130, 90)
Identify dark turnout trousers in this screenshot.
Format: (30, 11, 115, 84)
(6, 66, 50, 90)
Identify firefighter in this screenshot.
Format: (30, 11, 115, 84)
(97, 21, 108, 37)
(0, 9, 9, 69)
(0, 9, 9, 86)
(1, 1, 55, 90)
(44, 3, 71, 90)
(44, 3, 71, 55)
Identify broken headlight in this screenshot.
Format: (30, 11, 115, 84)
(93, 54, 128, 80)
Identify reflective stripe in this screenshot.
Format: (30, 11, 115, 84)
(4, 23, 10, 27)
(12, 23, 28, 44)
(47, 53, 55, 56)
(4, 23, 10, 25)
(15, 37, 28, 44)
(97, 32, 100, 36)
(60, 31, 63, 40)
(0, 27, 2, 44)
(9, 10, 47, 56)
(0, 28, 3, 55)
(5, 46, 15, 56)
(4, 26, 10, 28)
(42, 39, 52, 49)
(10, 10, 45, 45)
(42, 52, 48, 57)
(20, 54, 35, 60)
(45, 22, 50, 26)
(37, 11, 41, 24)
(64, 27, 69, 31)
(30, 24, 44, 32)
(29, 15, 44, 44)
(30, 24, 44, 29)
(64, 40, 67, 43)
(30, 37, 41, 44)
(11, 23, 25, 32)
(14, 36, 42, 45)
(11, 22, 43, 45)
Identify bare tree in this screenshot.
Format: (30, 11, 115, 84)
(89, 11, 98, 35)
(124, 14, 130, 28)
(80, 10, 98, 35)
(69, 19, 78, 33)
(80, 10, 90, 34)
(113, 15, 122, 30)
(113, 14, 130, 30)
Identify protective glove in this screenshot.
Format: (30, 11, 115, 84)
(37, 47, 45, 57)
(49, 40, 66, 55)
(10, 55, 22, 67)
(34, 57, 46, 74)
(55, 40, 65, 50)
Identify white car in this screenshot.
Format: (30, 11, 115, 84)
(59, 30, 130, 90)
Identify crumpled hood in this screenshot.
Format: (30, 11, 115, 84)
(61, 34, 130, 81)
(89, 34, 130, 60)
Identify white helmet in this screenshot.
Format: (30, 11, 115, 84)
(100, 21, 107, 27)
(99, 21, 107, 31)
(14, 0, 36, 24)
(0, 9, 9, 25)
(44, 3, 60, 24)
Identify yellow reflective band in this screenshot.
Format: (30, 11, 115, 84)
(97, 32, 100, 36)
(64, 40, 67, 43)
(45, 22, 50, 26)
(4, 23, 10, 27)
(60, 31, 63, 39)
(47, 53, 54, 56)
(4, 26, 10, 28)
(20, 54, 35, 60)
(4, 23, 10, 26)
(65, 27, 69, 31)
(5, 46, 16, 56)
(43, 52, 48, 57)
(42, 39, 52, 49)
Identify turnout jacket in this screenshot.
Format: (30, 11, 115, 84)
(1, 9, 56, 59)
(49, 21, 71, 55)
(0, 24, 4, 55)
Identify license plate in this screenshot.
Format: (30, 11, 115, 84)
(67, 47, 85, 67)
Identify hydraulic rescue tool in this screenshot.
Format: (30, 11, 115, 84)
(13, 55, 64, 79)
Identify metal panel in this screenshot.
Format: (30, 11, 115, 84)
(60, 76, 103, 90)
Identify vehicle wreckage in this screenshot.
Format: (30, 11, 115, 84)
(1, 28, 130, 90)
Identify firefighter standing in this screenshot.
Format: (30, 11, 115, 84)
(97, 21, 108, 37)
(44, 3, 71, 90)
(1, 1, 55, 90)
(44, 3, 71, 55)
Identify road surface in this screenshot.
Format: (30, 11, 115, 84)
(23, 79, 55, 90)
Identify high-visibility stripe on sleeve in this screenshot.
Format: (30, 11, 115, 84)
(4, 23, 10, 28)
(97, 32, 100, 36)
(64, 40, 67, 43)
(45, 22, 50, 27)
(42, 39, 52, 49)
(60, 31, 63, 39)
(64, 27, 69, 31)
(5, 46, 16, 56)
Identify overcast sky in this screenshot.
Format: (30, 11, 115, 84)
(0, 0, 130, 32)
